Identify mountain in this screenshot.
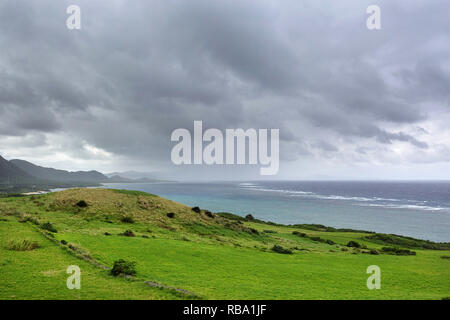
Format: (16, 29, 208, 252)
(0, 155, 33, 183)
(105, 171, 160, 180)
(10, 159, 108, 183)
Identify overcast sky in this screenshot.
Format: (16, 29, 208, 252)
(0, 0, 449, 180)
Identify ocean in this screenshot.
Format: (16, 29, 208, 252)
(102, 181, 450, 242)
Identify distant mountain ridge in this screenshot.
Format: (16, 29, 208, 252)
(0, 155, 166, 188)
(10, 159, 107, 183)
(0, 155, 33, 182)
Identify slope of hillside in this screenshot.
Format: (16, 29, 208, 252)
(10, 159, 107, 183)
(0, 155, 33, 182)
(0, 188, 448, 300)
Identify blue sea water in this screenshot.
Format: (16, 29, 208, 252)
(102, 181, 450, 242)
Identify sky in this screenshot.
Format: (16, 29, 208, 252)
(0, 0, 449, 180)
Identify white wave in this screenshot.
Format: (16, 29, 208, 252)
(358, 203, 447, 212)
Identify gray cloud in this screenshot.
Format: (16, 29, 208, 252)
(0, 0, 449, 178)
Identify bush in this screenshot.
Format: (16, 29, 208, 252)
(104, 232, 111, 236)
(341, 247, 348, 252)
(310, 236, 322, 242)
(6, 240, 40, 251)
(120, 216, 135, 223)
(441, 255, 450, 259)
(204, 211, 214, 218)
(75, 200, 88, 208)
(191, 207, 201, 213)
(60, 240, 68, 245)
(325, 239, 336, 245)
(166, 212, 175, 218)
(263, 230, 277, 234)
(110, 259, 137, 277)
(142, 235, 149, 239)
(245, 214, 255, 221)
(19, 216, 40, 225)
(292, 231, 306, 237)
(271, 245, 293, 254)
(369, 249, 379, 255)
(381, 247, 416, 256)
(347, 241, 361, 248)
(41, 222, 57, 233)
(120, 230, 136, 237)
(365, 233, 450, 250)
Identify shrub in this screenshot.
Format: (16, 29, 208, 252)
(271, 245, 293, 254)
(347, 241, 361, 248)
(191, 207, 201, 213)
(245, 214, 255, 221)
(369, 249, 379, 255)
(75, 200, 88, 208)
(310, 236, 323, 242)
(120, 229, 136, 237)
(60, 240, 68, 245)
(292, 231, 306, 237)
(104, 232, 111, 236)
(110, 259, 137, 277)
(41, 222, 57, 233)
(381, 247, 416, 256)
(365, 233, 450, 250)
(325, 239, 336, 245)
(142, 235, 149, 239)
(341, 247, 348, 252)
(166, 212, 175, 218)
(441, 255, 450, 259)
(120, 216, 135, 223)
(204, 211, 214, 218)
(6, 240, 40, 251)
(263, 230, 277, 234)
(19, 216, 40, 225)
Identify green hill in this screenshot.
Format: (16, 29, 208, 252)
(0, 188, 449, 300)
(0, 155, 33, 183)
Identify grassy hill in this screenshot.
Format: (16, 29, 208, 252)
(0, 188, 449, 300)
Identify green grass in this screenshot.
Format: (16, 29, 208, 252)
(0, 188, 449, 300)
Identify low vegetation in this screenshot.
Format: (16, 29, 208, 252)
(111, 259, 137, 277)
(5, 239, 40, 251)
(0, 188, 448, 300)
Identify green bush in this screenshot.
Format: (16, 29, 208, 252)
(41, 222, 57, 233)
(365, 233, 450, 250)
(110, 259, 137, 277)
(120, 229, 136, 237)
(166, 212, 175, 218)
(60, 240, 67, 245)
(381, 247, 416, 256)
(6, 240, 40, 251)
(204, 211, 214, 218)
(347, 241, 361, 248)
(271, 245, 293, 254)
(19, 216, 40, 225)
(75, 200, 88, 208)
(191, 207, 201, 213)
(292, 231, 306, 237)
(441, 255, 450, 259)
(263, 230, 277, 233)
(369, 249, 379, 255)
(120, 216, 135, 223)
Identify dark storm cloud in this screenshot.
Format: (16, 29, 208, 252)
(0, 0, 449, 177)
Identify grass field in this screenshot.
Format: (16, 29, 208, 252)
(0, 188, 449, 300)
